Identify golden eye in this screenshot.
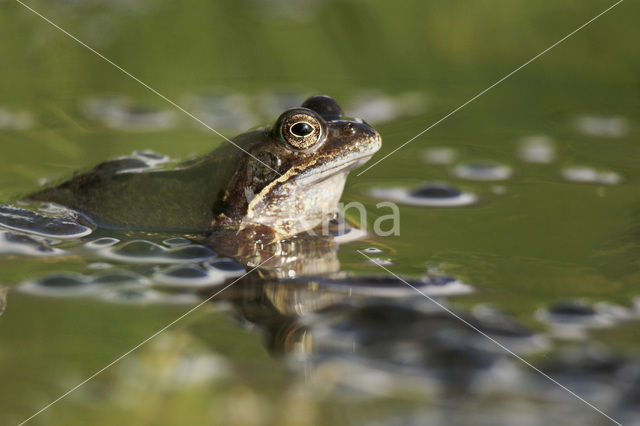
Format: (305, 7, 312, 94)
(274, 108, 326, 151)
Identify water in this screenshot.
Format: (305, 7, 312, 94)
(1, 0, 639, 425)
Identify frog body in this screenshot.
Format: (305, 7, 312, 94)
(29, 96, 382, 238)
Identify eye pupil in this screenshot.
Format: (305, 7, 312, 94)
(291, 122, 313, 137)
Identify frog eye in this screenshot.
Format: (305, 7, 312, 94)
(275, 108, 326, 151)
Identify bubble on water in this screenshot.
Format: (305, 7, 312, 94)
(0, 231, 61, 256)
(0, 108, 36, 131)
(537, 300, 616, 337)
(97, 239, 217, 264)
(85, 237, 120, 249)
(575, 115, 629, 138)
(204, 258, 246, 278)
(518, 135, 555, 163)
(82, 96, 177, 131)
(547, 300, 597, 317)
(346, 91, 427, 124)
(422, 147, 457, 165)
(153, 264, 226, 289)
(18, 268, 150, 298)
(453, 161, 512, 181)
(169, 245, 218, 261)
(0, 204, 94, 239)
(561, 166, 622, 185)
(112, 240, 165, 257)
(18, 273, 96, 297)
(162, 237, 192, 247)
(182, 92, 257, 132)
(370, 183, 477, 207)
(361, 247, 383, 254)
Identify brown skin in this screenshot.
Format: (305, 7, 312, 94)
(28, 95, 382, 239)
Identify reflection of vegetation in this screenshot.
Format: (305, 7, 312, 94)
(0, 0, 638, 424)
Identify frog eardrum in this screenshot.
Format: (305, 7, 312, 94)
(275, 108, 326, 151)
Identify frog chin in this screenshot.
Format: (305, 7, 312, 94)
(244, 170, 350, 237)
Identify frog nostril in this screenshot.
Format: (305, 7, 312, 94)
(343, 122, 356, 135)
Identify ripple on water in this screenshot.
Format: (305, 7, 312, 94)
(370, 183, 477, 207)
(96, 240, 217, 264)
(0, 204, 94, 239)
(452, 161, 512, 181)
(518, 135, 555, 163)
(561, 166, 622, 185)
(575, 115, 629, 138)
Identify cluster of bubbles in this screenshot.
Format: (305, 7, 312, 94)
(0, 201, 251, 305)
(284, 267, 473, 298)
(0, 90, 429, 134)
(16, 235, 247, 304)
(270, 278, 640, 424)
(370, 113, 629, 208)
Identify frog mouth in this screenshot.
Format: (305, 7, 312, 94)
(298, 154, 375, 183)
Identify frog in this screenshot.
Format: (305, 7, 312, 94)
(28, 95, 382, 242)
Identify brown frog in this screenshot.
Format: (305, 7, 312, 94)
(29, 95, 382, 242)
